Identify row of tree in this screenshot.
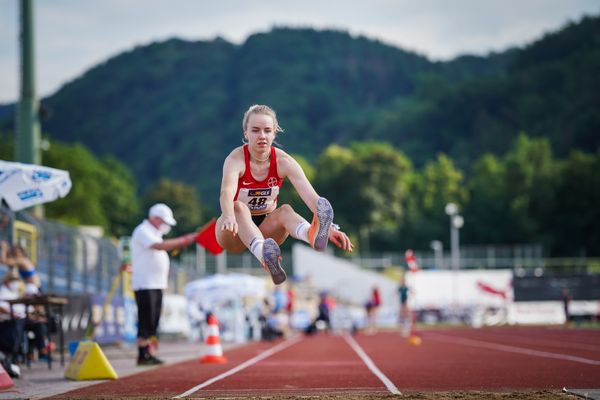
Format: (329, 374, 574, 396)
(292, 135, 599, 257)
(0, 134, 204, 238)
(3, 132, 596, 256)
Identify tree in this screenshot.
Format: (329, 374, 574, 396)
(400, 154, 468, 250)
(141, 178, 204, 237)
(463, 154, 508, 244)
(314, 142, 412, 252)
(1, 133, 140, 236)
(43, 141, 140, 236)
(0, 132, 13, 159)
(43, 142, 109, 228)
(463, 134, 559, 250)
(97, 156, 140, 237)
(550, 150, 600, 256)
(501, 134, 556, 244)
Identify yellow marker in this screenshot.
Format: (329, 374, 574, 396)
(64, 341, 118, 380)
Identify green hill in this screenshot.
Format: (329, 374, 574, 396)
(366, 15, 600, 167)
(38, 28, 450, 201)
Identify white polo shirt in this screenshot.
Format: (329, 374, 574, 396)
(131, 220, 169, 290)
(0, 283, 25, 321)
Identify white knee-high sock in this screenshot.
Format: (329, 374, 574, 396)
(249, 237, 264, 263)
(293, 221, 310, 243)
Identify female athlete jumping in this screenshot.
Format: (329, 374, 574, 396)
(216, 105, 353, 284)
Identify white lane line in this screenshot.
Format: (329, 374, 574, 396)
(459, 330, 600, 352)
(343, 334, 401, 395)
(172, 336, 302, 398)
(426, 333, 600, 366)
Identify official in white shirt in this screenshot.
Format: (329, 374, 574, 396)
(131, 203, 197, 365)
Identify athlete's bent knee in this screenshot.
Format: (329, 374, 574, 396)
(233, 201, 250, 216)
(277, 203, 294, 215)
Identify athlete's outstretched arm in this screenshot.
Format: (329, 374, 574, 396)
(219, 150, 244, 236)
(279, 150, 354, 252)
(278, 151, 320, 213)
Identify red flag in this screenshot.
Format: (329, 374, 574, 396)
(195, 218, 224, 255)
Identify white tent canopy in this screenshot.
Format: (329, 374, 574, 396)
(0, 160, 72, 211)
(184, 273, 267, 311)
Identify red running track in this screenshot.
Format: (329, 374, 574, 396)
(49, 326, 600, 399)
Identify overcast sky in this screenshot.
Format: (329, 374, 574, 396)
(0, 0, 598, 103)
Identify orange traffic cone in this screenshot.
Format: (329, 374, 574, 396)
(200, 315, 227, 363)
(0, 363, 14, 389)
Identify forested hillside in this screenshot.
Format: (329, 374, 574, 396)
(1, 25, 534, 200)
(367, 15, 600, 167)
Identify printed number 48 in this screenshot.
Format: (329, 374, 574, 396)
(248, 197, 267, 207)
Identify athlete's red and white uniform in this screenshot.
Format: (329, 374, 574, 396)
(234, 145, 284, 215)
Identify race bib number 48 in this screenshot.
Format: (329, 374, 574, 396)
(237, 187, 279, 212)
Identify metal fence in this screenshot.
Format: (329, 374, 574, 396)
(36, 220, 120, 294)
(0, 207, 120, 295)
(2, 205, 598, 297)
(348, 244, 545, 270)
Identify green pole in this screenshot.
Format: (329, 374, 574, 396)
(16, 0, 44, 218)
(16, 0, 41, 165)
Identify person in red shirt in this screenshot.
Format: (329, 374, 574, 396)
(216, 105, 353, 284)
(365, 286, 381, 334)
(286, 286, 295, 316)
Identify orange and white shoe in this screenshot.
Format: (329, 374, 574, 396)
(262, 238, 286, 285)
(308, 197, 334, 251)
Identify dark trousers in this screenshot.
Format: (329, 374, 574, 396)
(25, 320, 47, 353)
(0, 319, 25, 363)
(134, 289, 163, 339)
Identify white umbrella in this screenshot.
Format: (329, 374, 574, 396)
(0, 160, 72, 211)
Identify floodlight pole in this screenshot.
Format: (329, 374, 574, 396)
(450, 217, 459, 269)
(445, 203, 463, 270)
(16, 0, 43, 218)
(445, 203, 464, 312)
(16, 0, 41, 165)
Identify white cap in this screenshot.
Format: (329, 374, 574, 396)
(149, 203, 177, 226)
